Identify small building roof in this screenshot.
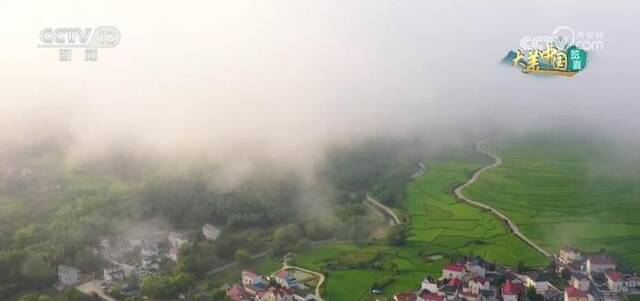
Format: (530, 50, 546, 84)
(420, 291, 445, 301)
(565, 287, 588, 298)
(502, 280, 523, 296)
(58, 264, 79, 274)
(394, 292, 417, 301)
(471, 276, 488, 285)
(606, 271, 622, 282)
(588, 256, 616, 265)
(444, 263, 465, 272)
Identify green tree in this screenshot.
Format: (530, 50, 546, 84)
(234, 249, 251, 263)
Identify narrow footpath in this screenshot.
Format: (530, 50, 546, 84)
(453, 141, 551, 258)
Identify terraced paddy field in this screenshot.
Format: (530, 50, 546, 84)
(293, 242, 449, 300)
(465, 133, 640, 271)
(293, 152, 548, 300)
(406, 160, 548, 267)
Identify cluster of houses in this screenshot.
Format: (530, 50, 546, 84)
(558, 247, 639, 301)
(226, 270, 316, 301)
(392, 248, 640, 301)
(393, 256, 503, 301)
(96, 223, 220, 292)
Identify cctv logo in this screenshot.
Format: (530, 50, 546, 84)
(38, 26, 121, 48)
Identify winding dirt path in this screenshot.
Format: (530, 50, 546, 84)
(366, 194, 401, 226)
(454, 141, 551, 258)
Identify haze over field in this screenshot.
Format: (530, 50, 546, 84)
(0, 0, 640, 178)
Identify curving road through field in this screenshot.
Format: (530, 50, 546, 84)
(453, 141, 551, 258)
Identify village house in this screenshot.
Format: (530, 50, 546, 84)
(169, 246, 179, 262)
(141, 242, 159, 257)
(441, 278, 462, 300)
(228, 284, 252, 301)
(587, 256, 616, 274)
(502, 280, 523, 301)
(58, 264, 80, 286)
(565, 287, 590, 301)
(606, 271, 623, 292)
(442, 263, 466, 280)
(202, 223, 220, 241)
(419, 291, 445, 301)
(524, 272, 551, 294)
(242, 270, 266, 290)
(464, 257, 489, 277)
(623, 274, 640, 289)
(274, 270, 298, 289)
(421, 276, 439, 292)
(168, 231, 189, 249)
(255, 287, 296, 301)
(394, 292, 418, 301)
(103, 266, 125, 285)
(468, 276, 490, 294)
(571, 273, 590, 291)
(560, 247, 583, 264)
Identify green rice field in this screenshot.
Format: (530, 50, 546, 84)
(293, 149, 549, 300)
(465, 133, 640, 271)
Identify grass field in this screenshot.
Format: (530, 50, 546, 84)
(293, 150, 549, 300)
(465, 133, 640, 271)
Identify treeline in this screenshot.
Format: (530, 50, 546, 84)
(319, 137, 421, 208)
(139, 169, 301, 229)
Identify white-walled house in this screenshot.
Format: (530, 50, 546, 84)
(587, 256, 616, 274)
(104, 267, 125, 285)
(168, 231, 189, 249)
(560, 247, 583, 264)
(442, 264, 465, 280)
(571, 274, 590, 291)
(421, 277, 439, 292)
(606, 271, 623, 292)
(202, 223, 220, 241)
(464, 257, 488, 278)
(623, 275, 640, 289)
(58, 265, 80, 286)
(468, 276, 490, 294)
(524, 273, 550, 294)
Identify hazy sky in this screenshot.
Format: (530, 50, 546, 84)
(1, 0, 639, 170)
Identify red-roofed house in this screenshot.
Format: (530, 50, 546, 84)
(449, 278, 462, 287)
(606, 271, 623, 292)
(227, 284, 250, 301)
(587, 256, 616, 273)
(256, 287, 295, 301)
(502, 280, 523, 301)
(394, 291, 417, 301)
(419, 292, 445, 301)
(442, 263, 465, 279)
(565, 287, 589, 301)
(460, 290, 480, 301)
